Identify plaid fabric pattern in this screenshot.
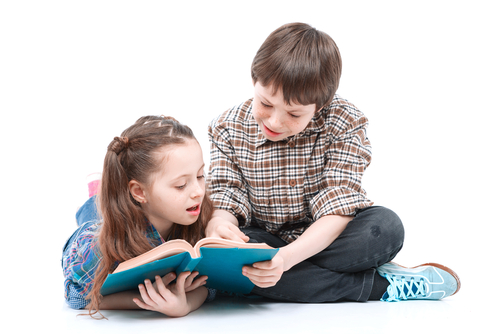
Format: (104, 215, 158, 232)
(208, 95, 373, 243)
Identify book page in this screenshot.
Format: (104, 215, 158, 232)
(194, 237, 273, 256)
(113, 239, 195, 273)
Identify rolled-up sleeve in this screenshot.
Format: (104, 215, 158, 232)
(311, 112, 373, 219)
(208, 122, 251, 225)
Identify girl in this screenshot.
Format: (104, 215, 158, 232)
(62, 115, 215, 318)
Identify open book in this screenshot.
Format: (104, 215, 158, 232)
(100, 237, 279, 296)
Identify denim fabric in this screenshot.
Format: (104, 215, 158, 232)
(246, 206, 404, 302)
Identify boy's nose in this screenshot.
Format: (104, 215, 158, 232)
(268, 111, 283, 130)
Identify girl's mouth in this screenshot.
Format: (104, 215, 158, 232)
(186, 204, 201, 215)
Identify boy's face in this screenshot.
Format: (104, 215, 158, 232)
(252, 81, 317, 141)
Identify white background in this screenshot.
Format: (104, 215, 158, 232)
(1, 1, 498, 332)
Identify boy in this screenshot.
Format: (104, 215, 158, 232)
(207, 22, 460, 302)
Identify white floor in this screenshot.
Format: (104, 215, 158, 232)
(25, 282, 493, 334)
(12, 264, 492, 334)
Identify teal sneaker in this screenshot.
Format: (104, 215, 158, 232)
(377, 262, 460, 302)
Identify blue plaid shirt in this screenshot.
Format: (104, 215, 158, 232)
(62, 220, 216, 309)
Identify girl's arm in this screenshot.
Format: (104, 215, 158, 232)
(98, 290, 144, 310)
(242, 214, 352, 287)
(96, 271, 208, 317)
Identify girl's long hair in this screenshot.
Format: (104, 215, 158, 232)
(87, 115, 213, 317)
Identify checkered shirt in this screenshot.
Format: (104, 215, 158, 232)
(208, 95, 374, 243)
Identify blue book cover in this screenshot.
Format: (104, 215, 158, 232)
(101, 238, 278, 296)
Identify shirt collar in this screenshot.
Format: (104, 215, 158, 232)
(302, 106, 326, 134)
(145, 221, 166, 246)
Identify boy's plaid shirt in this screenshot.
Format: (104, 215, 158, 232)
(208, 95, 374, 243)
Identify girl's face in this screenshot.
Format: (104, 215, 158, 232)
(133, 139, 205, 238)
(252, 81, 317, 141)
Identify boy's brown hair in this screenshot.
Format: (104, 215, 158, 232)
(251, 22, 342, 109)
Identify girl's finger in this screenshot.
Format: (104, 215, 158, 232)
(143, 279, 164, 304)
(155, 275, 174, 300)
(174, 271, 190, 293)
(133, 297, 154, 311)
(160, 272, 177, 286)
(184, 271, 199, 287)
(185, 274, 208, 292)
(138, 283, 156, 306)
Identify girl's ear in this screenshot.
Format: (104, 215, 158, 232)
(129, 180, 147, 204)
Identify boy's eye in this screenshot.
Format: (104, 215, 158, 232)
(289, 113, 300, 118)
(261, 101, 272, 108)
(197, 175, 205, 179)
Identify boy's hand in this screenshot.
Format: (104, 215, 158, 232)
(206, 216, 249, 242)
(241, 215, 352, 289)
(242, 253, 285, 288)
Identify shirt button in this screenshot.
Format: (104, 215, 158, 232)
(288, 141, 295, 148)
(289, 179, 297, 187)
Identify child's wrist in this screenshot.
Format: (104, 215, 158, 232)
(277, 247, 294, 272)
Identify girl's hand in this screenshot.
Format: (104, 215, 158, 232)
(133, 272, 205, 317)
(182, 271, 208, 292)
(242, 254, 285, 288)
(152, 272, 207, 293)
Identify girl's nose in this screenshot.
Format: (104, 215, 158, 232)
(192, 181, 204, 198)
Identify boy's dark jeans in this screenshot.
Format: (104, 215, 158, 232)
(244, 206, 404, 302)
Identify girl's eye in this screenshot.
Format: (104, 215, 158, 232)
(176, 184, 187, 189)
(197, 175, 205, 179)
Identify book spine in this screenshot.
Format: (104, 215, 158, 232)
(176, 254, 202, 275)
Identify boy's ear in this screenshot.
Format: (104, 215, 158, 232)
(129, 180, 147, 204)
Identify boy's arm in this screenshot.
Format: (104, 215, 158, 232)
(242, 214, 351, 287)
(206, 209, 249, 242)
(207, 115, 252, 241)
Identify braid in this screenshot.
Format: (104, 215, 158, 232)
(108, 136, 130, 155)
